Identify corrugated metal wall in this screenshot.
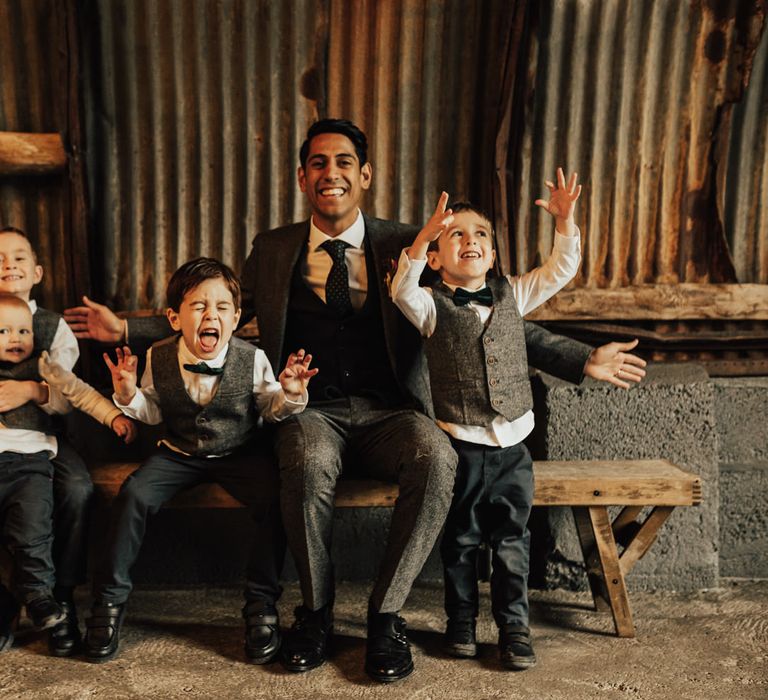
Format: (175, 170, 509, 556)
(723, 14, 768, 284)
(510, 0, 766, 287)
(82, 0, 519, 309)
(0, 0, 88, 309)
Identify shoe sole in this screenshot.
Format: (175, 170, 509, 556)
(365, 661, 415, 683)
(85, 649, 120, 664)
(500, 656, 537, 671)
(444, 642, 477, 658)
(49, 642, 80, 658)
(245, 648, 280, 665)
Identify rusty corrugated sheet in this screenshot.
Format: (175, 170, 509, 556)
(723, 15, 768, 284)
(81, 0, 326, 309)
(0, 0, 85, 310)
(509, 0, 766, 287)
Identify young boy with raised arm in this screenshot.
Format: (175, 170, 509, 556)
(86, 257, 317, 664)
(391, 170, 591, 670)
(0, 294, 134, 654)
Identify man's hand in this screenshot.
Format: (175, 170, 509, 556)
(111, 414, 137, 444)
(534, 168, 582, 234)
(64, 296, 125, 343)
(103, 346, 139, 405)
(408, 191, 455, 260)
(584, 339, 647, 389)
(0, 379, 48, 412)
(278, 349, 318, 400)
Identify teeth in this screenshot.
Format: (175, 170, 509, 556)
(320, 188, 344, 196)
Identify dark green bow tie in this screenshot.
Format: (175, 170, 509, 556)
(452, 286, 493, 307)
(183, 362, 224, 376)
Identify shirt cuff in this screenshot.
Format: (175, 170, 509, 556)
(282, 389, 308, 409)
(399, 248, 428, 275)
(114, 389, 144, 412)
(553, 226, 581, 251)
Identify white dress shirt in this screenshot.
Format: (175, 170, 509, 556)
(391, 230, 581, 447)
(115, 338, 307, 456)
(303, 210, 368, 310)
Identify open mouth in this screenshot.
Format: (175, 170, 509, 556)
(460, 251, 481, 260)
(198, 328, 220, 353)
(1, 275, 22, 281)
(4, 347, 27, 360)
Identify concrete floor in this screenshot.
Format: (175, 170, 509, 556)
(1, 579, 766, 700)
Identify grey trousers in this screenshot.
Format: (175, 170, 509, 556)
(275, 397, 457, 614)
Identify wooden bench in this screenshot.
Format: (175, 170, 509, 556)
(90, 458, 701, 638)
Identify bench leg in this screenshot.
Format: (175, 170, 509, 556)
(619, 506, 675, 576)
(572, 507, 611, 613)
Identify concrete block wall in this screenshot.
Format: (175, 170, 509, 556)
(712, 377, 768, 578)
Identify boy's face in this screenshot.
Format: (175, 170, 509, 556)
(298, 132, 372, 235)
(166, 277, 241, 360)
(0, 303, 34, 363)
(427, 210, 496, 289)
(0, 233, 43, 300)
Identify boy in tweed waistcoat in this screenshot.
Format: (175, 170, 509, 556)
(392, 171, 639, 670)
(85, 258, 317, 665)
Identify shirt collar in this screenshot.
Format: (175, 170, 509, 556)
(308, 209, 365, 252)
(27, 299, 38, 314)
(441, 280, 489, 293)
(178, 337, 229, 368)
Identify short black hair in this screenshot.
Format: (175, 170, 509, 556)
(166, 258, 241, 312)
(429, 201, 496, 252)
(299, 118, 368, 169)
(0, 226, 38, 262)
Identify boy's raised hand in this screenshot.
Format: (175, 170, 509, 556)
(103, 346, 139, 404)
(64, 296, 125, 343)
(534, 168, 582, 234)
(111, 415, 137, 444)
(409, 191, 455, 260)
(278, 349, 318, 400)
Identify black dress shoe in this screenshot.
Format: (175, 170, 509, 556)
(443, 617, 477, 658)
(48, 600, 82, 658)
(365, 610, 414, 683)
(0, 585, 20, 653)
(26, 596, 66, 630)
(498, 624, 537, 670)
(242, 600, 280, 664)
(84, 602, 126, 663)
(281, 605, 333, 672)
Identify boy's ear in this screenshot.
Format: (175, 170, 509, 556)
(166, 307, 181, 332)
(33, 264, 43, 285)
(233, 307, 241, 328)
(426, 251, 441, 272)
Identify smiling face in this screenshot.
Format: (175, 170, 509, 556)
(427, 210, 496, 289)
(0, 232, 43, 300)
(166, 277, 241, 361)
(0, 301, 34, 363)
(298, 132, 373, 236)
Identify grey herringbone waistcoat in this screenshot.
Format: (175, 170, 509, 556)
(424, 277, 532, 425)
(0, 354, 52, 432)
(152, 336, 258, 456)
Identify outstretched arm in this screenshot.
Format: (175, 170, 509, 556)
(64, 296, 172, 346)
(583, 339, 646, 389)
(534, 167, 582, 235)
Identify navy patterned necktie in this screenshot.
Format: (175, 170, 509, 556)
(321, 239, 353, 317)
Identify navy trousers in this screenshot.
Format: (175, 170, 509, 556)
(440, 439, 533, 628)
(93, 442, 284, 605)
(0, 451, 56, 603)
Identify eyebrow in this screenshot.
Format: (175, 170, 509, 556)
(307, 151, 357, 162)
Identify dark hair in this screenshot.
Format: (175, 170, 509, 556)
(299, 118, 368, 169)
(429, 201, 496, 251)
(0, 226, 38, 262)
(166, 258, 241, 312)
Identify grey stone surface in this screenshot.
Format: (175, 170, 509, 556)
(528, 363, 719, 592)
(712, 377, 768, 579)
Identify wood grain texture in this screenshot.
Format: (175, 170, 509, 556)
(0, 132, 66, 175)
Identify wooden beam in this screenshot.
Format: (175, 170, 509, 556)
(0, 131, 67, 176)
(526, 284, 768, 321)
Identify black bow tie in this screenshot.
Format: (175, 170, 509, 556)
(183, 362, 224, 376)
(452, 286, 493, 307)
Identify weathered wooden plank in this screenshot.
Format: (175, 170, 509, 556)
(572, 507, 611, 613)
(90, 459, 701, 508)
(0, 131, 67, 175)
(619, 506, 675, 576)
(526, 284, 768, 321)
